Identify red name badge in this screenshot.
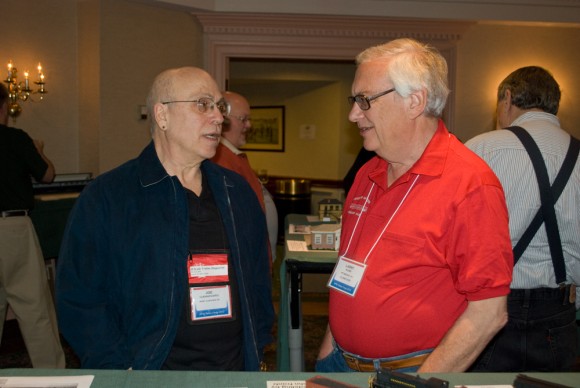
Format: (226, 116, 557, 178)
(188, 253, 229, 284)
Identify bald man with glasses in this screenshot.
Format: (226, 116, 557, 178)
(56, 67, 274, 371)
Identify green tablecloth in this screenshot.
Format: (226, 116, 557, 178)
(1, 369, 579, 388)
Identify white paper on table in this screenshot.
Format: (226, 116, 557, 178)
(286, 240, 308, 252)
(267, 381, 306, 388)
(0, 375, 94, 388)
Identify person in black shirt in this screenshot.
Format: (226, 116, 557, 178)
(0, 83, 65, 368)
(342, 147, 375, 196)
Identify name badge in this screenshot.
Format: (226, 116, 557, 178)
(188, 253, 229, 284)
(327, 256, 366, 297)
(190, 285, 232, 321)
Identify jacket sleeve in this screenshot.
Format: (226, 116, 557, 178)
(56, 181, 131, 369)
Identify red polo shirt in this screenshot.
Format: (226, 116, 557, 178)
(329, 121, 513, 358)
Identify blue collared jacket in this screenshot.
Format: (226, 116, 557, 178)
(56, 142, 274, 370)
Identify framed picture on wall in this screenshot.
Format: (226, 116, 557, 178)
(240, 105, 285, 152)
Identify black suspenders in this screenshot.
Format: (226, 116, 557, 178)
(506, 126, 579, 285)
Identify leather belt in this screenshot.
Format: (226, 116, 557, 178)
(1, 210, 29, 218)
(342, 352, 429, 372)
(509, 284, 577, 306)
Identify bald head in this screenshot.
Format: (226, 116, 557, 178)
(145, 66, 225, 170)
(222, 91, 252, 148)
(146, 67, 218, 128)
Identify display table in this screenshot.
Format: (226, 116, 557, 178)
(276, 214, 338, 372)
(1, 369, 579, 388)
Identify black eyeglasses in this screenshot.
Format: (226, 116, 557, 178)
(161, 97, 230, 116)
(348, 88, 396, 111)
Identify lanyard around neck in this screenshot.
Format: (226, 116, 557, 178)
(341, 174, 420, 264)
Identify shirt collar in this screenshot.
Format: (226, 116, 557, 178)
(511, 111, 560, 127)
(368, 119, 450, 189)
(411, 119, 450, 178)
(221, 138, 243, 155)
(137, 141, 170, 187)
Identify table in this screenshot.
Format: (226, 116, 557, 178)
(276, 214, 338, 372)
(1, 369, 579, 388)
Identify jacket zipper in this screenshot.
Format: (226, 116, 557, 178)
(144, 177, 178, 369)
(223, 175, 261, 368)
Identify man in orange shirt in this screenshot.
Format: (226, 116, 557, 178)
(212, 91, 278, 261)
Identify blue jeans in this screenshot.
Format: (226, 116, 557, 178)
(470, 287, 578, 372)
(315, 342, 431, 373)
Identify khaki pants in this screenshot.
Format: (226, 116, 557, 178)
(0, 215, 65, 368)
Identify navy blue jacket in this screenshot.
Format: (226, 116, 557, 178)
(56, 142, 274, 370)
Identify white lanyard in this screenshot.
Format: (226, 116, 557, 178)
(341, 174, 420, 264)
(329, 174, 420, 297)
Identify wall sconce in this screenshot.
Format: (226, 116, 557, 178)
(4, 60, 47, 119)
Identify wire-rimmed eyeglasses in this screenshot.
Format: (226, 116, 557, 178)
(348, 88, 396, 111)
(161, 97, 230, 116)
(230, 115, 251, 124)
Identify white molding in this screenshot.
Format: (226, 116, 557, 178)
(196, 13, 473, 131)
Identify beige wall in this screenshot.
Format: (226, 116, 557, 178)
(3, 0, 80, 174)
(456, 23, 580, 143)
(230, 60, 358, 180)
(241, 84, 349, 180)
(3, 0, 203, 175)
(2, 0, 579, 180)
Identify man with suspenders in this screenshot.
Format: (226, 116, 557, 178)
(467, 66, 579, 371)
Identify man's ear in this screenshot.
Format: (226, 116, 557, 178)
(407, 89, 427, 119)
(154, 103, 168, 130)
(503, 90, 513, 112)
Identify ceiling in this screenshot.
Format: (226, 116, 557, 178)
(132, 0, 580, 25)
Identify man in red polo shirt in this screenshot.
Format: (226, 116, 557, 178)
(316, 38, 513, 373)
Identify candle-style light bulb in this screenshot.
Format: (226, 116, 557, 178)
(7, 60, 13, 79)
(24, 70, 30, 89)
(37, 63, 43, 83)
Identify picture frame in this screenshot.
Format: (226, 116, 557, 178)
(240, 105, 285, 152)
